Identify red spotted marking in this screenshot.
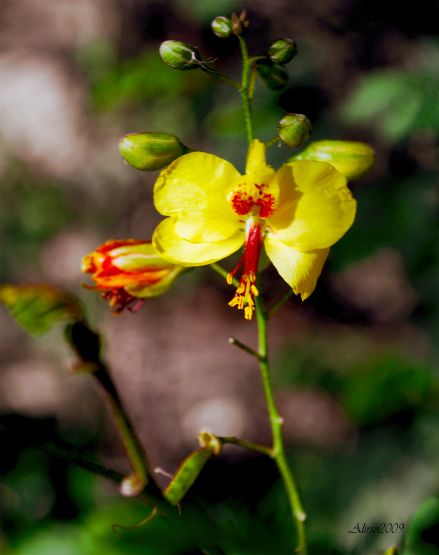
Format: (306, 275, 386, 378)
(230, 183, 275, 218)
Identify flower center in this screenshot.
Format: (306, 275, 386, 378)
(227, 220, 262, 320)
(228, 180, 276, 218)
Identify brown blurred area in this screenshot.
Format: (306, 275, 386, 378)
(0, 0, 437, 482)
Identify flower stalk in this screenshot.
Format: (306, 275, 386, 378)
(238, 35, 254, 145)
(255, 287, 308, 554)
(93, 365, 152, 496)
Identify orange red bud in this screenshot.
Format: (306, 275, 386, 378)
(82, 239, 184, 312)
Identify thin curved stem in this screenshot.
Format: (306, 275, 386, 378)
(94, 366, 151, 492)
(219, 436, 273, 457)
(267, 289, 294, 319)
(210, 262, 239, 287)
(199, 66, 240, 89)
(255, 289, 307, 554)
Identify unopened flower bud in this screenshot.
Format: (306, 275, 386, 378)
(119, 132, 188, 171)
(268, 38, 297, 65)
(211, 16, 232, 38)
(82, 240, 185, 312)
(278, 114, 311, 148)
(257, 61, 288, 90)
(159, 40, 201, 70)
(291, 140, 375, 180)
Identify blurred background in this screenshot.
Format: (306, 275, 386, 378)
(0, 0, 438, 554)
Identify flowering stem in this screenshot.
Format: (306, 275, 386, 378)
(238, 35, 254, 145)
(254, 290, 308, 554)
(94, 366, 152, 493)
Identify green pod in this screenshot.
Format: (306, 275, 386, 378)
(268, 38, 297, 65)
(164, 447, 213, 505)
(119, 132, 188, 171)
(290, 140, 375, 180)
(257, 61, 288, 90)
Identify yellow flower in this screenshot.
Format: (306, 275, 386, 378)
(152, 140, 356, 319)
(82, 239, 184, 312)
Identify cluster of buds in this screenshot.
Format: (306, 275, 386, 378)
(211, 10, 249, 38)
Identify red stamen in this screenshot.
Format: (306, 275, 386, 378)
(227, 222, 262, 320)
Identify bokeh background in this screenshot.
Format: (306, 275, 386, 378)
(1, 1, 438, 554)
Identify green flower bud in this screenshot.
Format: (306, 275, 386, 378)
(159, 40, 201, 70)
(119, 132, 188, 171)
(278, 113, 312, 148)
(211, 16, 232, 38)
(291, 140, 375, 180)
(257, 61, 288, 90)
(268, 38, 297, 65)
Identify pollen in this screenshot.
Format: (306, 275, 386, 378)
(228, 272, 259, 320)
(229, 181, 276, 218)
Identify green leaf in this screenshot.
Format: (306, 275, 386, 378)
(402, 497, 439, 555)
(0, 284, 83, 335)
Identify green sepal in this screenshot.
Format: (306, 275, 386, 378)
(0, 284, 83, 335)
(289, 140, 375, 180)
(119, 132, 189, 171)
(163, 447, 214, 505)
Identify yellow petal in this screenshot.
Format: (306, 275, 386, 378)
(245, 139, 275, 183)
(154, 152, 240, 241)
(264, 235, 329, 300)
(153, 218, 244, 266)
(268, 161, 356, 251)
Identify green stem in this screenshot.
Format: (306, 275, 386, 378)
(228, 336, 260, 359)
(220, 436, 273, 457)
(265, 136, 281, 149)
(44, 441, 124, 484)
(94, 366, 151, 492)
(238, 35, 254, 145)
(255, 291, 307, 554)
(210, 262, 239, 287)
(199, 66, 240, 89)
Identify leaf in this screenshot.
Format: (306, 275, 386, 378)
(0, 284, 83, 335)
(402, 497, 439, 555)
